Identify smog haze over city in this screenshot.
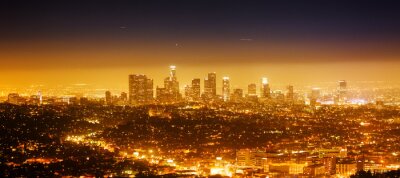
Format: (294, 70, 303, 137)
(1, 0, 400, 178)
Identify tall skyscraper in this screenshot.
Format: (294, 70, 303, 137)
(156, 87, 168, 102)
(222, 76, 230, 102)
(260, 77, 271, 98)
(191, 78, 201, 101)
(129, 74, 153, 105)
(286, 85, 294, 102)
(339, 80, 347, 91)
(204, 72, 217, 98)
(170, 66, 180, 100)
(248, 83, 257, 96)
(105, 90, 112, 105)
(166, 65, 180, 100)
(157, 66, 181, 102)
(170, 65, 177, 80)
(184, 78, 201, 102)
(338, 80, 347, 103)
(310, 87, 321, 106)
(120, 92, 128, 104)
(184, 85, 192, 100)
(311, 88, 321, 99)
(231, 88, 244, 102)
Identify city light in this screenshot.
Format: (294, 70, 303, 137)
(1, 1, 400, 177)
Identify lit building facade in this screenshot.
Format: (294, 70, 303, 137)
(231, 88, 244, 102)
(204, 72, 217, 99)
(247, 83, 257, 96)
(105, 90, 112, 105)
(222, 77, 230, 102)
(338, 80, 347, 104)
(157, 66, 181, 102)
(128, 74, 153, 105)
(191, 78, 201, 101)
(286, 85, 294, 102)
(260, 77, 271, 98)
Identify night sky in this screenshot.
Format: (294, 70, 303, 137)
(1, 0, 400, 89)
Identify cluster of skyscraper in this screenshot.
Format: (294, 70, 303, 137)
(128, 74, 153, 104)
(128, 66, 276, 105)
(126, 65, 350, 106)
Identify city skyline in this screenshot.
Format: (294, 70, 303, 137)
(1, 62, 399, 91)
(3, 64, 394, 107)
(2, 1, 400, 177)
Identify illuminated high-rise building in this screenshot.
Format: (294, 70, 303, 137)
(191, 78, 201, 101)
(311, 88, 321, 99)
(260, 77, 271, 98)
(129, 74, 153, 105)
(184, 85, 192, 100)
(338, 80, 347, 103)
(166, 65, 180, 100)
(248, 83, 257, 96)
(310, 87, 320, 106)
(222, 76, 230, 102)
(339, 80, 347, 91)
(246, 83, 258, 102)
(156, 87, 168, 102)
(286, 85, 294, 102)
(170, 65, 177, 80)
(184, 78, 200, 102)
(158, 66, 181, 102)
(204, 72, 217, 98)
(120, 92, 128, 101)
(231, 88, 244, 102)
(105, 90, 112, 105)
(273, 90, 285, 101)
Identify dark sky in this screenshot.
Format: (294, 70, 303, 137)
(2, 1, 400, 39)
(1, 0, 400, 88)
